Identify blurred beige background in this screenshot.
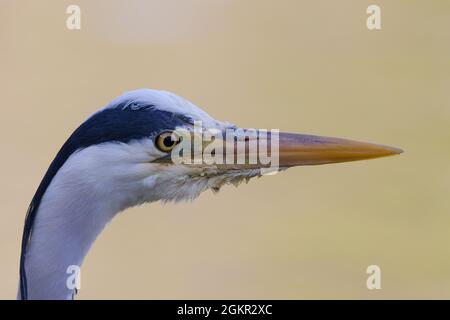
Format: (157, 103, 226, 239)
(1, 0, 449, 299)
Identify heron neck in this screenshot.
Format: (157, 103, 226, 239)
(22, 171, 122, 300)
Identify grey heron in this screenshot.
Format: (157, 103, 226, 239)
(18, 89, 402, 299)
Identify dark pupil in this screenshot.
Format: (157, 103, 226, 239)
(163, 135, 175, 147)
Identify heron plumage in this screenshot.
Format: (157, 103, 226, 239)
(19, 89, 402, 299)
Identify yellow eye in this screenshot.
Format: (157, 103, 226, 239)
(155, 131, 181, 152)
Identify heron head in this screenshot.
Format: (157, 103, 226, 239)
(58, 89, 402, 208)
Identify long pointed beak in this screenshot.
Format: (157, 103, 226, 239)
(277, 132, 403, 167)
(157, 129, 403, 169)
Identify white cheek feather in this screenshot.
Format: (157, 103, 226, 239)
(57, 139, 263, 206)
(145, 165, 263, 203)
(45, 136, 264, 212)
